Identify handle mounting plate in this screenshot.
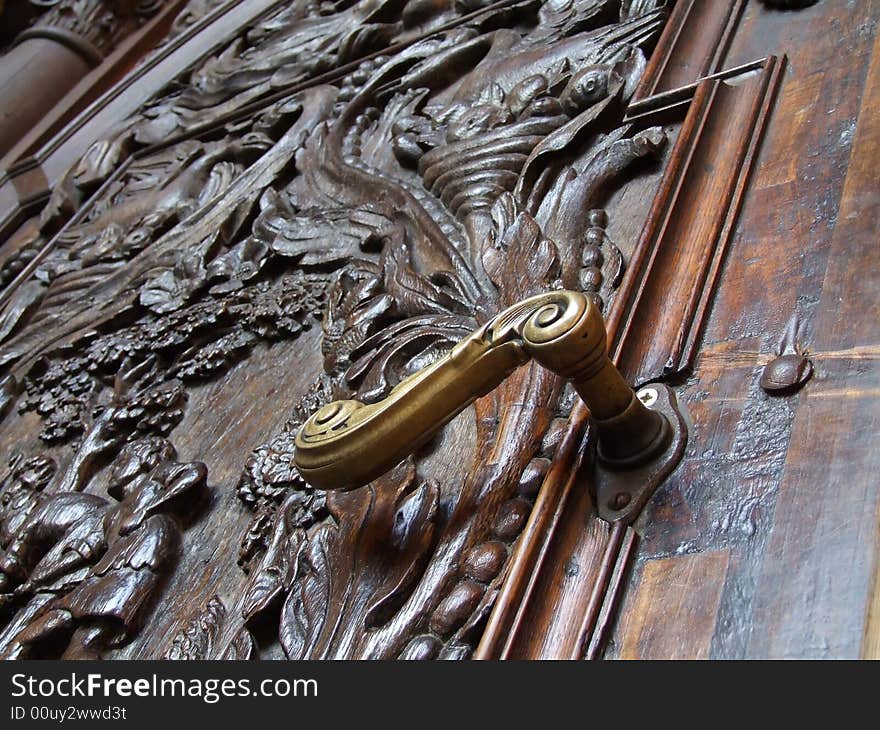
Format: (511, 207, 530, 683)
(593, 384, 688, 524)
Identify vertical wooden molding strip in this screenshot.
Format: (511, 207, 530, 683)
(585, 526, 637, 660)
(474, 406, 592, 659)
(478, 447, 638, 659)
(629, 0, 746, 114)
(568, 521, 628, 660)
(862, 496, 880, 658)
(612, 56, 784, 386)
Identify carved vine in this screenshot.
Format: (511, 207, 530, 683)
(0, 0, 669, 660)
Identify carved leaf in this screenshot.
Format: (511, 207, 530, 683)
(363, 477, 440, 631)
(139, 244, 212, 315)
(345, 314, 472, 402)
(279, 524, 333, 660)
(252, 189, 392, 266)
(482, 193, 561, 299)
(223, 627, 257, 661)
(338, 23, 398, 65)
(390, 480, 440, 553)
(241, 530, 303, 623)
(381, 237, 468, 318)
(164, 594, 227, 660)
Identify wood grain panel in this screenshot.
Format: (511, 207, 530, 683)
(476, 408, 591, 659)
(747, 27, 880, 657)
(616, 550, 730, 660)
(609, 0, 879, 660)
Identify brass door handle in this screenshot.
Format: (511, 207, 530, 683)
(294, 290, 687, 520)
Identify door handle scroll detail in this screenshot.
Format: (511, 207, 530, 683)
(294, 290, 687, 523)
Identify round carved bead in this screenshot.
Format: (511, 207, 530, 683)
(492, 499, 531, 540)
(399, 634, 442, 660)
(561, 67, 609, 115)
(584, 226, 605, 246)
(580, 266, 604, 291)
(525, 96, 564, 117)
(587, 209, 608, 227)
(518, 457, 551, 496)
(463, 541, 507, 582)
(429, 580, 484, 636)
(581, 244, 604, 268)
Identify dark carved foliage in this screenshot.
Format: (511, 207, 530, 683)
(19, 271, 327, 444)
(0, 0, 671, 659)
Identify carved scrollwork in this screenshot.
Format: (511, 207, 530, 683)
(0, 0, 674, 659)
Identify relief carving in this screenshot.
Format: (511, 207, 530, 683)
(0, 0, 670, 659)
(0, 438, 207, 659)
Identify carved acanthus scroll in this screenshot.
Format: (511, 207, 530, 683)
(0, 0, 672, 660)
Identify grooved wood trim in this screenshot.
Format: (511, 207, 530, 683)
(611, 57, 784, 386)
(630, 0, 746, 114)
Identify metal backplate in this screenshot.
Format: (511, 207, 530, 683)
(593, 384, 688, 523)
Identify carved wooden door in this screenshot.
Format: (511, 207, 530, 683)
(0, 0, 876, 660)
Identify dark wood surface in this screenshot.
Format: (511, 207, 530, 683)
(0, 0, 875, 660)
(609, 0, 880, 659)
(0, 0, 273, 247)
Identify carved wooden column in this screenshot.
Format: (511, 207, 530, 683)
(0, 0, 163, 158)
(0, 2, 42, 47)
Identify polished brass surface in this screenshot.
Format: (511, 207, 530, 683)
(294, 290, 669, 491)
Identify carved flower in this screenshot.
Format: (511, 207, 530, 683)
(173, 330, 258, 381)
(238, 436, 299, 506)
(231, 273, 326, 341)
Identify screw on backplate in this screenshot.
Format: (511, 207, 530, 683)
(637, 387, 658, 407)
(609, 492, 631, 510)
